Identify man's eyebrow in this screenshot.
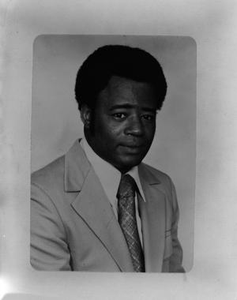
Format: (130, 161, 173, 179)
(109, 104, 156, 112)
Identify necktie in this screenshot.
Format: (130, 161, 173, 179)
(117, 174, 145, 272)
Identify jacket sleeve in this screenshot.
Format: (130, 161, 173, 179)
(30, 183, 72, 271)
(163, 178, 185, 273)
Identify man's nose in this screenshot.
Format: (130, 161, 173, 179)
(125, 116, 144, 136)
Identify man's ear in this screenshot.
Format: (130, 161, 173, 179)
(80, 105, 92, 129)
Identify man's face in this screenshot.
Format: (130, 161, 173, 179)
(85, 76, 158, 173)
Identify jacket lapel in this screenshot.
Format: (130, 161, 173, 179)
(138, 164, 166, 272)
(64, 141, 134, 272)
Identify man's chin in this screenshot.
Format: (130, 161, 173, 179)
(115, 158, 144, 173)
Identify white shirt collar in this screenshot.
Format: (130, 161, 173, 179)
(81, 137, 146, 209)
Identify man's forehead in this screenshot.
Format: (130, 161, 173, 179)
(109, 103, 157, 112)
(97, 75, 157, 108)
(105, 75, 153, 91)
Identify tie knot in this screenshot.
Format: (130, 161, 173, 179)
(117, 174, 137, 199)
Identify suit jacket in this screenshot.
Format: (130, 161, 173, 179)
(31, 140, 184, 272)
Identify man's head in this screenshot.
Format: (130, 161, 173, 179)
(75, 45, 167, 173)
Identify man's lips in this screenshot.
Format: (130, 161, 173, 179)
(120, 143, 144, 148)
(119, 143, 144, 153)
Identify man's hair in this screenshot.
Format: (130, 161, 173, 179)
(75, 45, 167, 111)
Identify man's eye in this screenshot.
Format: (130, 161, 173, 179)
(112, 113, 126, 119)
(142, 114, 155, 121)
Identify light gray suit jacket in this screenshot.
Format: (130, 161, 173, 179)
(31, 140, 184, 272)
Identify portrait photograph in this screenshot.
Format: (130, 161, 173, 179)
(1, 0, 236, 299)
(31, 35, 196, 273)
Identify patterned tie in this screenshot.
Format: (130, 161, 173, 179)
(117, 174, 145, 272)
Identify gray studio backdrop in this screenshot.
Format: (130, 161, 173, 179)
(31, 35, 196, 271)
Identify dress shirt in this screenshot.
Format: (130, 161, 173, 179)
(81, 137, 146, 245)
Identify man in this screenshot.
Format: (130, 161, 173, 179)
(31, 45, 184, 272)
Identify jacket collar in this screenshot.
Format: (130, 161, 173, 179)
(138, 163, 161, 186)
(64, 140, 134, 271)
(64, 140, 161, 192)
(64, 140, 91, 192)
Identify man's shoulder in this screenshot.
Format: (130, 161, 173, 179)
(140, 162, 177, 205)
(31, 155, 65, 189)
(140, 162, 173, 186)
(31, 140, 88, 194)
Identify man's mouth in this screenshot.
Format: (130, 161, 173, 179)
(121, 142, 144, 147)
(120, 144, 144, 153)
